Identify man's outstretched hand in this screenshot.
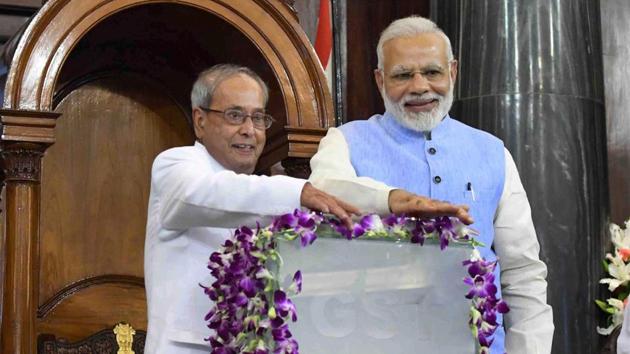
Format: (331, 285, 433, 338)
(388, 189, 473, 225)
(300, 182, 359, 229)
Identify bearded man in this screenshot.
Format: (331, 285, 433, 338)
(309, 16, 554, 354)
(144, 63, 476, 353)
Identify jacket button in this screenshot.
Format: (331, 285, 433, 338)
(428, 147, 437, 155)
(433, 176, 442, 184)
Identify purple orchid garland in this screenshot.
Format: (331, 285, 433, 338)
(202, 210, 509, 354)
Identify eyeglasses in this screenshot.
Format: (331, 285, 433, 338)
(199, 107, 275, 130)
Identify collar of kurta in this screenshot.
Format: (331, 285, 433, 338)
(381, 111, 453, 143)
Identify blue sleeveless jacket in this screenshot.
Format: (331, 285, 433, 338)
(339, 112, 506, 352)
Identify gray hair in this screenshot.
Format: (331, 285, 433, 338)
(377, 16, 454, 69)
(190, 64, 269, 110)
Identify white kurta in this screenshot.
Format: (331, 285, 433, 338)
(618, 305, 630, 353)
(309, 128, 555, 354)
(144, 142, 305, 353)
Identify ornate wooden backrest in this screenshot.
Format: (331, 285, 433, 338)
(0, 1, 331, 353)
(38, 323, 146, 354)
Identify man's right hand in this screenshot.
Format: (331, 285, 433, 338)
(300, 182, 359, 229)
(388, 189, 473, 225)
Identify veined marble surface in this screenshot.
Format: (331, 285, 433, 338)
(434, 1, 608, 353)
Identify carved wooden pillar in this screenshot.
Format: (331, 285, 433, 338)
(0, 109, 58, 354)
(280, 127, 328, 178)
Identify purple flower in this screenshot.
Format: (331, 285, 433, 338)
(209, 252, 223, 266)
(227, 254, 249, 275)
(235, 226, 254, 242)
(418, 219, 436, 233)
(328, 218, 352, 239)
(359, 214, 377, 228)
(271, 209, 322, 233)
(462, 251, 510, 351)
(300, 230, 317, 247)
(272, 323, 293, 341)
(204, 308, 216, 322)
(274, 338, 299, 354)
(274, 290, 298, 322)
(228, 320, 244, 336)
(216, 320, 232, 341)
(477, 332, 494, 348)
(352, 223, 367, 238)
(292, 271, 302, 294)
(463, 257, 497, 277)
(382, 214, 406, 228)
(433, 216, 455, 250)
(352, 214, 384, 238)
(481, 309, 498, 326)
(496, 300, 510, 313)
(296, 210, 317, 228)
(239, 277, 257, 298)
(410, 224, 426, 245)
(229, 293, 249, 307)
(205, 211, 508, 353)
(201, 284, 219, 301)
(464, 274, 497, 299)
(271, 213, 298, 231)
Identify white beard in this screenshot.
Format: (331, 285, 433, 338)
(382, 81, 454, 132)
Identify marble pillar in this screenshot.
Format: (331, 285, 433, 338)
(433, 1, 609, 353)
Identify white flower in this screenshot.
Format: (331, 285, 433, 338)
(600, 252, 630, 291)
(597, 298, 626, 335)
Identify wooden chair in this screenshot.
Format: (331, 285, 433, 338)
(1, 1, 331, 353)
(38, 323, 145, 354)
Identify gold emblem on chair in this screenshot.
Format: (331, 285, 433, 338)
(113, 323, 136, 354)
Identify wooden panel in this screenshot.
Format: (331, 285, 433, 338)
(38, 75, 192, 318)
(37, 282, 146, 342)
(345, 0, 430, 121)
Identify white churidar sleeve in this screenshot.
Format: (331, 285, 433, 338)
(309, 127, 393, 215)
(494, 148, 555, 354)
(617, 305, 630, 353)
(153, 149, 306, 231)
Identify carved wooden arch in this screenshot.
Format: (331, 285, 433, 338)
(4, 0, 332, 117)
(0, 1, 332, 353)
(3, 0, 333, 129)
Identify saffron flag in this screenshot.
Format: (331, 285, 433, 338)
(314, 0, 333, 92)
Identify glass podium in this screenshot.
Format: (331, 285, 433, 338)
(279, 237, 476, 354)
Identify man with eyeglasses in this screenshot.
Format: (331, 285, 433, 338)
(144, 63, 473, 353)
(309, 16, 554, 354)
(143, 64, 358, 353)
